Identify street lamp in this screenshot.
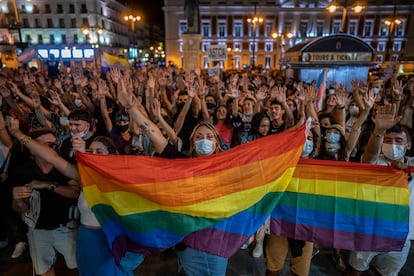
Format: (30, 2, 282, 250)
(327, 1, 364, 33)
(124, 15, 141, 47)
(271, 32, 293, 70)
(384, 6, 401, 62)
(82, 26, 103, 45)
(247, 16, 263, 69)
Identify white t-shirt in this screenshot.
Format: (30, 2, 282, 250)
(375, 155, 413, 240)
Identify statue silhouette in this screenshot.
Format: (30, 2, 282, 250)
(184, 0, 200, 33)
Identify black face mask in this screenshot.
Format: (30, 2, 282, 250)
(206, 103, 215, 110)
(163, 116, 174, 127)
(177, 102, 185, 110)
(116, 124, 129, 133)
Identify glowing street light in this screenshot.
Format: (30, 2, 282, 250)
(327, 2, 364, 33)
(247, 16, 263, 69)
(271, 32, 293, 70)
(124, 15, 141, 33)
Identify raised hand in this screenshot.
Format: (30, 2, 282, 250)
(351, 79, 360, 92)
(97, 79, 108, 98)
(372, 103, 401, 132)
(48, 90, 62, 106)
(228, 83, 240, 99)
(393, 79, 406, 99)
(110, 68, 121, 84)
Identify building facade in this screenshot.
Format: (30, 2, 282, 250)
(163, 0, 414, 72)
(0, 0, 156, 63)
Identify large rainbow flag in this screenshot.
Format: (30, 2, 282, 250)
(77, 126, 306, 266)
(271, 158, 410, 252)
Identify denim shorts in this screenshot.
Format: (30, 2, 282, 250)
(348, 239, 411, 276)
(177, 247, 228, 276)
(27, 225, 77, 274)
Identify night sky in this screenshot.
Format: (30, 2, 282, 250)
(120, 0, 165, 27)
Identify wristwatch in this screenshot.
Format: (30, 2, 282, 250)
(50, 182, 58, 191)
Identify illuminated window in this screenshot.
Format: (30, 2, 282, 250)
(233, 21, 242, 37)
(179, 21, 188, 35)
(84, 49, 95, 58)
(73, 49, 83, 58)
(265, 42, 273, 52)
(363, 20, 373, 37)
(218, 21, 226, 37)
(202, 21, 211, 37)
(332, 21, 341, 34)
(316, 21, 324, 37)
(61, 48, 72, 58)
(377, 42, 385, 52)
(38, 49, 48, 58)
(300, 21, 307, 38)
(348, 20, 357, 36)
(49, 49, 59, 58)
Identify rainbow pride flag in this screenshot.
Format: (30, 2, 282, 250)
(77, 126, 306, 265)
(271, 158, 410, 252)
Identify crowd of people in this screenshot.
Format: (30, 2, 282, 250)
(0, 61, 412, 276)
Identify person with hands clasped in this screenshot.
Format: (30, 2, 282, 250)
(348, 103, 413, 276)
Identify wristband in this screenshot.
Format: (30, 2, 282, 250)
(337, 105, 345, 110)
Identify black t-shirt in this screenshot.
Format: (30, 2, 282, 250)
(60, 133, 98, 164)
(7, 158, 77, 230)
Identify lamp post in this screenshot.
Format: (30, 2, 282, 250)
(124, 15, 141, 46)
(272, 32, 293, 70)
(82, 26, 104, 67)
(327, 1, 364, 33)
(247, 16, 263, 69)
(384, 5, 401, 63)
(10, 0, 22, 43)
(82, 26, 103, 45)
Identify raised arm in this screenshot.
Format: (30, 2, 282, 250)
(361, 104, 401, 164)
(117, 78, 168, 154)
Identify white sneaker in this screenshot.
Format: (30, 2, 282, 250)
(0, 238, 8, 249)
(11, 242, 27, 259)
(240, 241, 250, 249)
(252, 244, 263, 258)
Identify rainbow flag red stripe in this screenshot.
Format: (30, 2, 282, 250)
(77, 126, 306, 265)
(271, 158, 410, 252)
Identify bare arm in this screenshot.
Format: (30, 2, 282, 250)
(361, 104, 401, 163)
(7, 118, 80, 180)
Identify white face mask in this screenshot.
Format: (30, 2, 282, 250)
(74, 99, 82, 107)
(301, 140, 314, 157)
(59, 116, 69, 126)
(382, 143, 405, 161)
(195, 139, 214, 156)
(71, 130, 88, 139)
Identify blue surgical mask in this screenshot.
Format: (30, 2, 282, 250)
(74, 99, 82, 107)
(301, 140, 314, 157)
(373, 87, 380, 95)
(195, 139, 214, 156)
(325, 132, 341, 143)
(382, 143, 405, 161)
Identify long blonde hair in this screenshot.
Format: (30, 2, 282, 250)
(189, 121, 224, 157)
